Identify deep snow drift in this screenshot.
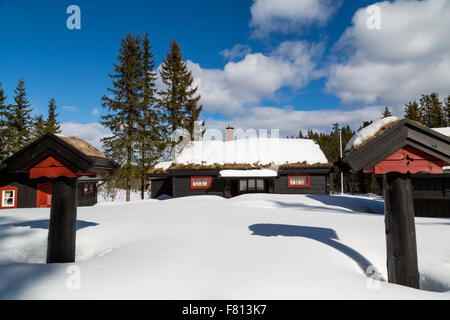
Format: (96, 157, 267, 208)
(0, 193, 449, 299)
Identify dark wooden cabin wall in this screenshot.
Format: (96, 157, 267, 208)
(414, 199, 450, 218)
(0, 173, 98, 208)
(274, 174, 328, 195)
(151, 179, 173, 198)
(412, 174, 450, 217)
(77, 183, 97, 207)
(172, 175, 224, 198)
(0, 173, 38, 208)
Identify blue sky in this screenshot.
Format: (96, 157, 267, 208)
(1, 0, 449, 147)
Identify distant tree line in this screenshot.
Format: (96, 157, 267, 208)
(404, 92, 450, 127)
(100, 33, 205, 201)
(0, 78, 61, 161)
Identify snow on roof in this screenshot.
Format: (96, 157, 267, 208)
(219, 169, 278, 178)
(432, 127, 450, 137)
(154, 161, 173, 170)
(173, 138, 329, 166)
(345, 116, 398, 151)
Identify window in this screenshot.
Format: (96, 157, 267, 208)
(82, 183, 95, 195)
(288, 175, 310, 188)
(248, 179, 256, 191)
(0, 186, 18, 209)
(191, 176, 212, 189)
(239, 179, 265, 192)
(256, 179, 264, 191)
(239, 180, 247, 192)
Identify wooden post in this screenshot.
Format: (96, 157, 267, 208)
(47, 177, 78, 263)
(383, 172, 420, 288)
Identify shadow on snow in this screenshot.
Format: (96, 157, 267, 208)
(8, 219, 98, 230)
(249, 223, 384, 280)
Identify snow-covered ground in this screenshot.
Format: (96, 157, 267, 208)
(0, 193, 449, 299)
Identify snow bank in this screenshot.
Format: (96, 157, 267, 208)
(0, 194, 449, 299)
(345, 116, 398, 151)
(219, 169, 278, 177)
(175, 138, 328, 166)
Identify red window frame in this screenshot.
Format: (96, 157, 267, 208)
(238, 179, 265, 193)
(191, 176, 212, 190)
(0, 186, 18, 209)
(288, 175, 311, 188)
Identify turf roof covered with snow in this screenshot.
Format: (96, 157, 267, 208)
(173, 138, 329, 167)
(432, 127, 450, 137)
(345, 116, 399, 151)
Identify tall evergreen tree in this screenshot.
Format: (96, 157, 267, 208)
(404, 101, 421, 123)
(158, 39, 203, 148)
(135, 32, 164, 200)
(382, 106, 392, 118)
(44, 98, 61, 134)
(32, 114, 46, 139)
(420, 93, 445, 128)
(183, 99, 205, 141)
(0, 82, 8, 161)
(7, 78, 33, 154)
(101, 33, 144, 202)
(444, 94, 450, 127)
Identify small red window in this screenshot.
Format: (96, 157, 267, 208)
(191, 176, 212, 189)
(288, 175, 311, 188)
(0, 186, 18, 209)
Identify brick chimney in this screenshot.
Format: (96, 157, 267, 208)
(226, 123, 234, 141)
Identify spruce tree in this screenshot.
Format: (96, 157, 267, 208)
(159, 39, 203, 147)
(0, 82, 8, 161)
(429, 92, 445, 127)
(101, 33, 144, 202)
(444, 95, 450, 126)
(183, 99, 205, 141)
(32, 114, 46, 139)
(404, 101, 421, 123)
(420, 93, 445, 128)
(44, 98, 61, 134)
(382, 106, 392, 118)
(8, 78, 33, 153)
(136, 32, 164, 200)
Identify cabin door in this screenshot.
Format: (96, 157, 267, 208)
(36, 182, 53, 208)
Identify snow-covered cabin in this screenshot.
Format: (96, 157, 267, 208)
(149, 125, 332, 199)
(0, 134, 117, 209)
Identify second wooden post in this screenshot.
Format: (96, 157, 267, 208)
(383, 172, 420, 289)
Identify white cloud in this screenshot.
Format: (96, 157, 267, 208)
(60, 122, 111, 151)
(326, 0, 450, 107)
(189, 41, 324, 115)
(204, 105, 386, 138)
(62, 105, 77, 112)
(91, 108, 100, 116)
(219, 44, 252, 61)
(250, 0, 339, 36)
